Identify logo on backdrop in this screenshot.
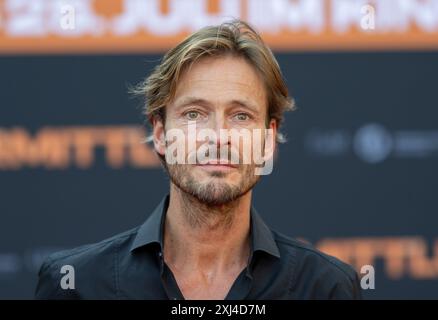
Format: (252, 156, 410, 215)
(1, 0, 438, 53)
(305, 122, 438, 163)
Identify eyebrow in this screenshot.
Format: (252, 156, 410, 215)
(175, 97, 212, 110)
(174, 96, 260, 113)
(230, 99, 259, 113)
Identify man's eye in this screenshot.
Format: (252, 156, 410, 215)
(185, 111, 200, 120)
(234, 113, 250, 121)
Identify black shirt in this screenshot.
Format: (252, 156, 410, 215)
(35, 195, 362, 299)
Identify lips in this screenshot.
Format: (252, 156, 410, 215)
(195, 160, 238, 169)
(205, 160, 237, 166)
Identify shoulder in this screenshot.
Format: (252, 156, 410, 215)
(43, 227, 138, 267)
(35, 227, 139, 299)
(272, 230, 362, 299)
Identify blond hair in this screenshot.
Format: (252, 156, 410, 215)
(133, 19, 295, 143)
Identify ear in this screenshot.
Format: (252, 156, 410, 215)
(152, 117, 166, 157)
(266, 118, 278, 155)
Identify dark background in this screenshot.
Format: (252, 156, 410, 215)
(0, 51, 437, 299)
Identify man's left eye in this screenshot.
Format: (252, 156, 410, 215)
(185, 111, 200, 120)
(234, 113, 250, 121)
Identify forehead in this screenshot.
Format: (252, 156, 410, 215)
(171, 55, 267, 110)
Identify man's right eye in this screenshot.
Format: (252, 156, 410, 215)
(185, 110, 200, 120)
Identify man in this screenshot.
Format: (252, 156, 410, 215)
(35, 20, 362, 300)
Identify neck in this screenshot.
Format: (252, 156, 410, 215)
(163, 183, 251, 273)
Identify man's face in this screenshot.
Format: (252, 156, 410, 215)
(153, 55, 276, 206)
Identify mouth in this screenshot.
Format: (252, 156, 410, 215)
(195, 160, 238, 171)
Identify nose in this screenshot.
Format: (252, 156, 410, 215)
(210, 112, 230, 148)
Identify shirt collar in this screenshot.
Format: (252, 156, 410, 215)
(130, 196, 168, 252)
(250, 206, 281, 258)
(130, 195, 280, 259)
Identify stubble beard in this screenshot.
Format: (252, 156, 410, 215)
(165, 163, 260, 207)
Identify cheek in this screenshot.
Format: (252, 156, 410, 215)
(230, 129, 267, 164)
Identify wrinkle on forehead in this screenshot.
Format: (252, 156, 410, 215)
(172, 55, 268, 111)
